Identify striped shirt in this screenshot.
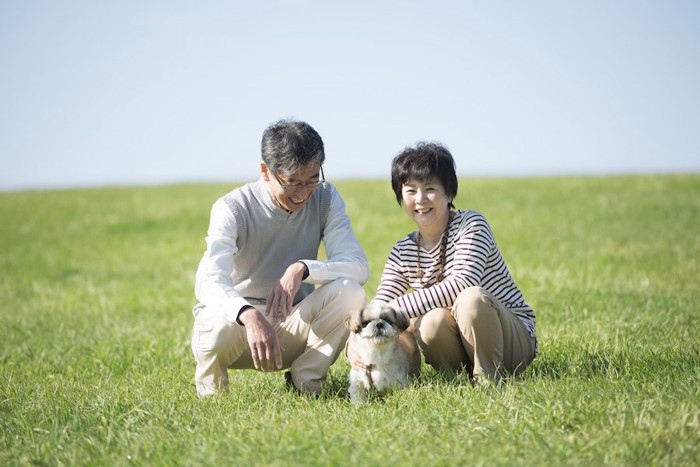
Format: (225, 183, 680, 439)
(373, 209, 536, 339)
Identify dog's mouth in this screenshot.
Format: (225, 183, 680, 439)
(369, 335, 390, 345)
(367, 328, 392, 344)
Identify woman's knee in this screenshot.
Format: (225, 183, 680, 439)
(415, 308, 453, 345)
(453, 287, 496, 323)
(414, 308, 468, 371)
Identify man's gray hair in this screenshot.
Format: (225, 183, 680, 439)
(261, 119, 325, 177)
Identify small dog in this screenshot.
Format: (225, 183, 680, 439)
(345, 303, 421, 403)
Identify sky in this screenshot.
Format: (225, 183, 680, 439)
(1, 1, 699, 191)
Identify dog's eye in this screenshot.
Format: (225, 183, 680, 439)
(361, 320, 370, 327)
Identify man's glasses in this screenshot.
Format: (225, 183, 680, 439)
(273, 167, 325, 191)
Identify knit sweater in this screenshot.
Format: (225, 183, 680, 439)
(193, 179, 369, 320)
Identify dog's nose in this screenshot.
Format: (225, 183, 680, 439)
(376, 322, 384, 329)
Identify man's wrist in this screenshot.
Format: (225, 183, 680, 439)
(236, 306, 256, 326)
(297, 261, 309, 280)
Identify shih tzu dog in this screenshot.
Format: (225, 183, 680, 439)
(345, 303, 421, 403)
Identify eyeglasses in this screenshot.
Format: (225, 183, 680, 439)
(272, 167, 325, 191)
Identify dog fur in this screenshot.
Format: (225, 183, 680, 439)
(345, 303, 421, 403)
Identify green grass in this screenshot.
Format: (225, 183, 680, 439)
(1, 175, 698, 466)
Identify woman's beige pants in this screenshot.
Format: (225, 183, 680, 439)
(414, 286, 536, 384)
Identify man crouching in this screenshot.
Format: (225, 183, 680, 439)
(191, 119, 369, 397)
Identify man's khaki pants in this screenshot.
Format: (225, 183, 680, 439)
(192, 278, 365, 397)
(414, 286, 536, 384)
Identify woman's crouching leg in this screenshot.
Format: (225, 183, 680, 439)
(452, 287, 535, 385)
(414, 307, 470, 373)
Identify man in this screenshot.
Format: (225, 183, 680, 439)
(191, 119, 369, 397)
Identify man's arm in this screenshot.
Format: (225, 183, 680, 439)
(301, 186, 370, 285)
(195, 198, 284, 371)
(194, 199, 252, 323)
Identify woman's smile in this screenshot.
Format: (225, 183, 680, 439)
(401, 178, 451, 238)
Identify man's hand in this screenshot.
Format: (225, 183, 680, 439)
(266, 262, 306, 324)
(239, 307, 284, 371)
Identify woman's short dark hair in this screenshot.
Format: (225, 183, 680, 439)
(261, 119, 325, 177)
(391, 142, 458, 206)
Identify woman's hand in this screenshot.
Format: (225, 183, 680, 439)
(345, 341, 369, 370)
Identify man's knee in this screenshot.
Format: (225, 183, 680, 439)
(322, 278, 366, 313)
(334, 278, 366, 301)
(193, 310, 236, 359)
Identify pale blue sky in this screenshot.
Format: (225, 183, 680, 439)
(1, 1, 699, 191)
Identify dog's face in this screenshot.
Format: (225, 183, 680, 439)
(346, 303, 409, 343)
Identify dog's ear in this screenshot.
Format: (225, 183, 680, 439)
(346, 307, 364, 333)
(391, 307, 410, 331)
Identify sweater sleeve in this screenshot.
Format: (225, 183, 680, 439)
(302, 184, 370, 285)
(193, 198, 251, 322)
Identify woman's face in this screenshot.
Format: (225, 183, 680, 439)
(400, 178, 451, 232)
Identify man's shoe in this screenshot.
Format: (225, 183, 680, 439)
(284, 371, 320, 398)
(284, 371, 298, 393)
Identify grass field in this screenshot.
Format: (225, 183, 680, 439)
(1, 174, 698, 466)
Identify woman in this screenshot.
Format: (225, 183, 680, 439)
(371, 142, 536, 385)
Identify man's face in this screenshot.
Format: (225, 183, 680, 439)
(261, 162, 323, 212)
